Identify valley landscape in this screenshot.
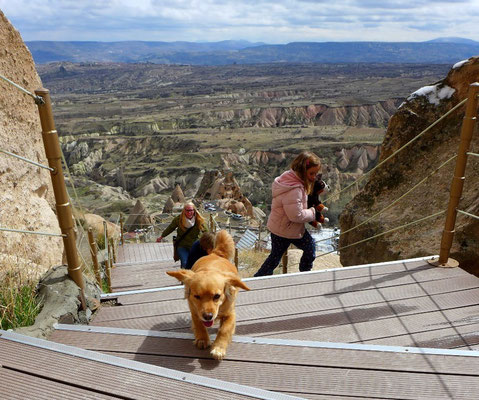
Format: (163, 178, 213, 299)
(37, 61, 451, 225)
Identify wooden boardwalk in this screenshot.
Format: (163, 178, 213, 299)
(5, 241, 479, 399)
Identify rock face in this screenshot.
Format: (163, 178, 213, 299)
(188, 100, 401, 129)
(339, 57, 479, 275)
(0, 11, 62, 274)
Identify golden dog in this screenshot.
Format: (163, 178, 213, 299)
(167, 230, 250, 360)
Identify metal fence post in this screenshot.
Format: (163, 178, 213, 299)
(35, 88, 86, 309)
(432, 83, 479, 267)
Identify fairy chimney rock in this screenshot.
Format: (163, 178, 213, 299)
(196, 170, 255, 218)
(125, 200, 152, 230)
(171, 184, 185, 203)
(162, 197, 175, 213)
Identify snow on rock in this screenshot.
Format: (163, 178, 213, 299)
(453, 59, 469, 69)
(407, 84, 455, 106)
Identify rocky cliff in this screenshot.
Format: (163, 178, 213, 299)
(209, 99, 401, 129)
(339, 57, 479, 275)
(0, 11, 63, 274)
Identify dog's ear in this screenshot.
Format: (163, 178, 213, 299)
(226, 276, 250, 291)
(166, 269, 194, 284)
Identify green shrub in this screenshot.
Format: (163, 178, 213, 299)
(0, 269, 41, 331)
(96, 233, 106, 250)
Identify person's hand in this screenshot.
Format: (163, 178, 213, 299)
(156, 236, 163, 243)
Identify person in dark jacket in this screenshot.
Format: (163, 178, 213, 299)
(185, 232, 215, 269)
(157, 202, 208, 267)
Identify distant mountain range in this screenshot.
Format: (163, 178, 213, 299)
(26, 37, 479, 65)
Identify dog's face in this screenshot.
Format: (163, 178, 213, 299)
(167, 269, 249, 327)
(313, 174, 330, 195)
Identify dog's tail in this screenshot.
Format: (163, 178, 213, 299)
(212, 230, 235, 261)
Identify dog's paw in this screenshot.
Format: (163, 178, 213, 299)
(210, 346, 226, 360)
(194, 338, 211, 349)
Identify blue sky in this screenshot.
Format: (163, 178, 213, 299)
(1, 0, 478, 44)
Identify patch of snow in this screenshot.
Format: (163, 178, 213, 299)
(407, 84, 455, 106)
(453, 59, 469, 69)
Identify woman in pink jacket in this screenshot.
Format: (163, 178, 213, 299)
(254, 151, 320, 277)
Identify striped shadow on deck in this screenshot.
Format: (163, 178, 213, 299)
(96, 257, 479, 351)
(50, 323, 479, 399)
(1, 330, 299, 400)
(48, 255, 479, 398)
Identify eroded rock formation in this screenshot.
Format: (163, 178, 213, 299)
(339, 57, 479, 275)
(0, 11, 63, 275)
(196, 170, 255, 218)
(162, 184, 186, 213)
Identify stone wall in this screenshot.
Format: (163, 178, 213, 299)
(0, 11, 63, 275)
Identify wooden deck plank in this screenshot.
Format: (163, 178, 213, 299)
(94, 275, 478, 326)
(109, 268, 475, 308)
(109, 260, 466, 305)
(48, 330, 479, 400)
(91, 257, 479, 354)
(0, 333, 268, 400)
(0, 368, 118, 399)
(117, 243, 173, 264)
(91, 293, 479, 350)
(85, 251, 479, 398)
(111, 260, 179, 291)
(49, 329, 479, 375)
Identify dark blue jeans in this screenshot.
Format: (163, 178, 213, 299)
(177, 246, 190, 268)
(254, 230, 316, 277)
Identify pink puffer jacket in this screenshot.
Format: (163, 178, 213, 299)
(266, 169, 316, 239)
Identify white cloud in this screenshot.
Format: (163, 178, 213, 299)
(0, 0, 478, 43)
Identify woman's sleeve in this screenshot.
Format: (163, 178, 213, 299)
(282, 188, 315, 223)
(161, 216, 179, 237)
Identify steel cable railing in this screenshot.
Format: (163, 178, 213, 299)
(312, 88, 479, 264)
(456, 209, 479, 221)
(0, 74, 44, 104)
(322, 97, 468, 206)
(314, 154, 458, 247)
(316, 211, 446, 258)
(1, 75, 87, 306)
(0, 226, 65, 237)
(0, 148, 54, 171)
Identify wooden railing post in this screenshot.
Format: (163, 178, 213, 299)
(35, 88, 86, 309)
(282, 249, 288, 274)
(88, 228, 101, 287)
(210, 214, 216, 233)
(110, 237, 117, 263)
(257, 221, 262, 251)
(120, 214, 124, 245)
(108, 239, 114, 268)
(234, 247, 239, 269)
(105, 257, 112, 292)
(433, 83, 479, 267)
